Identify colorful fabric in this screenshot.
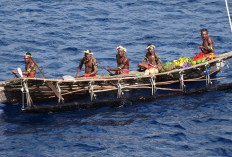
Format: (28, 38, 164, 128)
(192, 52, 204, 61)
(202, 53, 216, 61)
(115, 69, 129, 75)
(148, 64, 157, 69)
(193, 52, 216, 61)
(27, 76, 35, 78)
(82, 73, 97, 77)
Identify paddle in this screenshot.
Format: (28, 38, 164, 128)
(17, 68, 23, 77)
(12, 71, 19, 78)
(106, 70, 114, 76)
(30, 58, 63, 101)
(104, 67, 114, 76)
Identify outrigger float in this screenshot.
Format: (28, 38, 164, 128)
(1, 51, 232, 113)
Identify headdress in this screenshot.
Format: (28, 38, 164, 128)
(116, 46, 126, 52)
(146, 44, 155, 50)
(83, 50, 93, 54)
(24, 53, 32, 58)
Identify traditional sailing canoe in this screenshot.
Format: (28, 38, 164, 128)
(22, 81, 232, 113)
(0, 51, 232, 108)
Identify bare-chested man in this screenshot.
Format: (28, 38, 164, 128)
(104, 46, 129, 75)
(193, 28, 215, 61)
(76, 50, 98, 78)
(12, 52, 37, 78)
(138, 44, 162, 71)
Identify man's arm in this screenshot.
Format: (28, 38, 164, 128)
(12, 69, 30, 77)
(113, 57, 129, 72)
(76, 59, 84, 78)
(105, 55, 125, 72)
(104, 61, 126, 72)
(142, 54, 148, 63)
(104, 67, 120, 71)
(198, 38, 214, 52)
(207, 37, 214, 52)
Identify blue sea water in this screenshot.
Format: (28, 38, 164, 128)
(0, 0, 232, 156)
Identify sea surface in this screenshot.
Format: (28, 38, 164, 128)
(0, 0, 232, 156)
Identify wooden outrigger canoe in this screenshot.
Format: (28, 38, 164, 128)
(0, 51, 232, 111)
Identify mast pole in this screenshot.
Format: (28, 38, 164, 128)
(225, 0, 232, 32)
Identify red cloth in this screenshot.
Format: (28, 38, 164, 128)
(115, 69, 129, 75)
(82, 73, 97, 77)
(27, 76, 35, 78)
(192, 52, 204, 61)
(148, 64, 157, 69)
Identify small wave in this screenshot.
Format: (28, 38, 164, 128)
(0, 40, 9, 46)
(61, 47, 78, 52)
(74, 143, 105, 152)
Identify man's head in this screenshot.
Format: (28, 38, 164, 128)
(24, 52, 32, 63)
(201, 28, 208, 40)
(116, 46, 126, 57)
(146, 44, 155, 53)
(84, 50, 93, 60)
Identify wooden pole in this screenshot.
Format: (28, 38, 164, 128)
(30, 58, 63, 101)
(106, 69, 114, 76)
(225, 0, 232, 32)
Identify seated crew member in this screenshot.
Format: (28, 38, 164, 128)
(12, 52, 37, 78)
(76, 50, 98, 78)
(137, 44, 162, 72)
(193, 28, 216, 61)
(104, 45, 129, 75)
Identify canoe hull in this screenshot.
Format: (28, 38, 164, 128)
(0, 60, 225, 105)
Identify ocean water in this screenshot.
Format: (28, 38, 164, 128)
(0, 0, 232, 156)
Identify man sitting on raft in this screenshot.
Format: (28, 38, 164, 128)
(76, 50, 98, 78)
(138, 44, 162, 72)
(104, 45, 129, 75)
(193, 28, 216, 61)
(12, 52, 37, 78)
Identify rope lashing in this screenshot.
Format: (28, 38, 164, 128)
(216, 59, 225, 71)
(179, 70, 186, 92)
(43, 79, 46, 85)
(56, 82, 64, 104)
(21, 79, 33, 108)
(218, 59, 222, 70)
(21, 80, 25, 109)
(205, 62, 212, 85)
(117, 79, 123, 98)
(88, 81, 95, 101)
(150, 76, 157, 96)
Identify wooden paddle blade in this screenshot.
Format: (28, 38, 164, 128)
(17, 68, 23, 77)
(47, 82, 63, 100)
(107, 70, 114, 76)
